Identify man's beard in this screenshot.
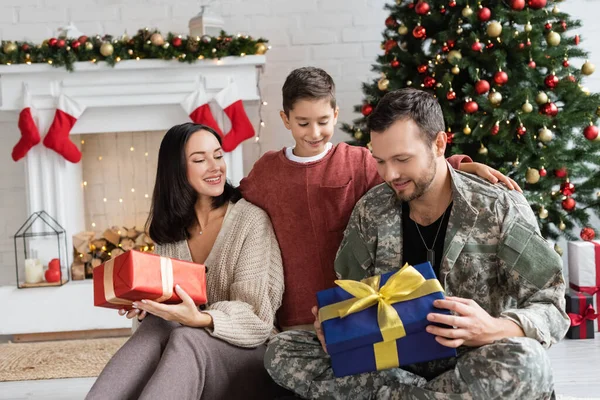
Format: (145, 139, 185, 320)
(391, 154, 437, 202)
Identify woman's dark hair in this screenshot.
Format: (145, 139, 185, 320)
(146, 123, 241, 244)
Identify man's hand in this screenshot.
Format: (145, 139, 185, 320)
(312, 306, 328, 354)
(459, 162, 523, 193)
(426, 296, 524, 348)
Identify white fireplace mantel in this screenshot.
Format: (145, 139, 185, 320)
(0, 56, 265, 335)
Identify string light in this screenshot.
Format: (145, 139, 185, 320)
(130, 146, 134, 151)
(91, 222, 96, 227)
(145, 152, 149, 157)
(119, 198, 123, 203)
(145, 194, 149, 198)
(103, 198, 107, 202)
(255, 65, 265, 154)
(131, 188, 135, 193)
(81, 140, 85, 145)
(98, 156, 103, 161)
(83, 181, 88, 186)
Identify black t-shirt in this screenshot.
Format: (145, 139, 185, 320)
(401, 201, 453, 279)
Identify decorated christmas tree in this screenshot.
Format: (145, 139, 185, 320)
(342, 0, 600, 241)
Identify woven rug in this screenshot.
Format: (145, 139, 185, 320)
(0, 337, 127, 382)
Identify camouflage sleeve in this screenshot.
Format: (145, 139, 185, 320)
(334, 200, 374, 281)
(495, 191, 569, 348)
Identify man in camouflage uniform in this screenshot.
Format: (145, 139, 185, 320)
(264, 88, 569, 400)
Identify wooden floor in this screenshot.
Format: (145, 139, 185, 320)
(0, 337, 598, 399)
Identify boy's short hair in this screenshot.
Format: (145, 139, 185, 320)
(367, 88, 445, 145)
(282, 67, 336, 115)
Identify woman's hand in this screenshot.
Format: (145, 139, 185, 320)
(132, 284, 213, 328)
(459, 162, 523, 192)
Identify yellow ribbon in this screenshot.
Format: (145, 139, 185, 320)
(318, 263, 443, 370)
(103, 256, 174, 306)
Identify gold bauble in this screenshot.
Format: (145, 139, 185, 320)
(457, 27, 464, 35)
(526, 168, 540, 184)
(478, 144, 488, 156)
(535, 91, 549, 105)
(463, 125, 472, 135)
(378, 78, 390, 91)
(552, 5, 560, 15)
(522, 100, 533, 113)
(525, 22, 532, 32)
(447, 50, 462, 64)
(559, 221, 566, 231)
(451, 66, 460, 75)
(554, 243, 563, 256)
(255, 42, 268, 55)
(462, 5, 473, 17)
(539, 207, 549, 219)
(538, 127, 554, 143)
(85, 42, 94, 51)
(582, 60, 596, 76)
(487, 21, 503, 38)
(581, 86, 591, 96)
(488, 91, 502, 106)
(546, 31, 561, 47)
(99, 42, 114, 57)
(3, 42, 17, 54)
(398, 25, 408, 35)
(354, 130, 363, 140)
(150, 33, 164, 46)
(163, 42, 170, 49)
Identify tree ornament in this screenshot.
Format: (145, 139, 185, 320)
(398, 25, 409, 35)
(163, 42, 170, 49)
(540, 167, 547, 177)
(449, 0, 457, 7)
(559, 221, 566, 231)
(546, 31, 561, 46)
(462, 5, 473, 17)
(517, 124, 527, 136)
(562, 197, 576, 212)
(538, 206, 549, 219)
(423, 76, 436, 88)
(494, 70, 508, 86)
(524, 22, 532, 32)
(581, 85, 591, 96)
(415, 1, 430, 15)
(172, 37, 182, 47)
(478, 144, 488, 156)
(581, 227, 596, 241)
(560, 20, 567, 31)
(584, 124, 599, 140)
(526, 168, 540, 184)
(528, 59, 536, 69)
(475, 79, 491, 95)
(71, 40, 81, 50)
(391, 59, 400, 68)
(447, 50, 462, 64)
(384, 39, 397, 53)
(575, 35, 580, 45)
(511, 0, 525, 10)
(552, 5, 560, 15)
(447, 132, 455, 144)
(541, 102, 559, 117)
(582, 60, 596, 76)
(457, 27, 464, 35)
(545, 22, 552, 30)
(535, 91, 549, 104)
(528, 0, 547, 9)
(48, 38, 57, 47)
(538, 126, 553, 142)
(554, 244, 563, 257)
(463, 125, 472, 135)
(487, 21, 502, 38)
(413, 25, 427, 39)
(417, 64, 428, 74)
(150, 33, 165, 46)
(566, 74, 576, 83)
(446, 90, 457, 100)
(100, 42, 114, 57)
(85, 42, 94, 51)
(3, 42, 17, 54)
(488, 90, 502, 106)
(544, 73, 559, 89)
(563, 58, 569, 67)
(385, 16, 398, 28)
(561, 181, 576, 196)
(464, 100, 478, 114)
(451, 65, 460, 75)
(378, 76, 390, 91)
(491, 121, 500, 135)
(478, 7, 491, 22)
(361, 104, 373, 116)
(486, 40, 494, 49)
(354, 130, 363, 140)
(555, 167, 568, 178)
(471, 39, 483, 52)
(57, 39, 66, 48)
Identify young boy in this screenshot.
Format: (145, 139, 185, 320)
(239, 67, 519, 330)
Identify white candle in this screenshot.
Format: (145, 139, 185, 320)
(24, 259, 43, 284)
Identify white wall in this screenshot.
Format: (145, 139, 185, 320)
(0, 0, 599, 284)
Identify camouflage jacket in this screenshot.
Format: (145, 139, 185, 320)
(334, 164, 569, 348)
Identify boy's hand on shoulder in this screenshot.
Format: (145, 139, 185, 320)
(459, 162, 523, 193)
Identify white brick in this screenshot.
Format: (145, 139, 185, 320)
(121, 5, 171, 22)
(300, 13, 352, 29)
(362, 41, 383, 59)
(312, 43, 362, 60)
(266, 45, 310, 62)
(319, 0, 367, 11)
(343, 27, 382, 43)
(262, 61, 296, 81)
(254, 29, 290, 46)
(352, 9, 388, 27)
(221, 17, 253, 34)
(70, 6, 120, 22)
(70, 21, 103, 37)
(1, 0, 40, 6)
(2, 23, 53, 41)
(292, 28, 338, 45)
(250, 15, 300, 31)
(305, 60, 342, 78)
(0, 8, 16, 24)
(221, 1, 271, 17)
(147, 19, 191, 36)
(272, 0, 318, 14)
(342, 61, 376, 77)
(43, 0, 95, 5)
(18, 7, 66, 23)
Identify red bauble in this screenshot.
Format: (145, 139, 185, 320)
(21, 43, 30, 51)
(561, 20, 567, 31)
(563, 59, 569, 67)
(491, 124, 500, 135)
(78, 35, 88, 44)
(391, 60, 400, 68)
(545, 22, 552, 30)
(385, 16, 398, 28)
(361, 104, 373, 116)
(172, 37, 182, 47)
(528, 0, 547, 9)
(48, 37, 58, 47)
(528, 60, 536, 69)
(539, 168, 547, 177)
(494, 71, 509, 86)
(446, 132, 454, 144)
(384, 39, 397, 53)
(541, 102, 559, 117)
(446, 90, 457, 100)
(560, 181, 576, 196)
(566, 74, 576, 83)
(71, 40, 81, 49)
(475, 79, 491, 95)
(449, 0, 457, 7)
(423, 76, 436, 88)
(440, 7, 447, 14)
(511, 0, 526, 10)
(581, 227, 596, 241)
(442, 45, 450, 52)
(519, 43, 525, 50)
(45, 268, 61, 283)
(447, 40, 455, 48)
(464, 100, 479, 114)
(56, 39, 66, 48)
(413, 25, 427, 39)
(562, 197, 576, 212)
(544, 74, 559, 89)
(417, 64, 428, 74)
(471, 41, 483, 51)
(486, 41, 494, 49)
(48, 258, 60, 270)
(575, 35, 580, 45)
(555, 167, 568, 178)
(477, 7, 491, 22)
(584, 125, 599, 140)
(517, 125, 527, 136)
(415, 1, 431, 15)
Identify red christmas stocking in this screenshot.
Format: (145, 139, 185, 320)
(181, 88, 223, 137)
(12, 88, 41, 162)
(215, 82, 255, 152)
(43, 94, 86, 163)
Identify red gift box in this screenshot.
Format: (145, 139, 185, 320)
(93, 250, 207, 310)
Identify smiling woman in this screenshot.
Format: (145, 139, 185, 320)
(86, 123, 286, 400)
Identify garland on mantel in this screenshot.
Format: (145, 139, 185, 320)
(0, 28, 269, 72)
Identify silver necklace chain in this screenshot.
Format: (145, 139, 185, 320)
(413, 209, 447, 268)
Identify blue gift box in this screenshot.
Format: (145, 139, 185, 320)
(317, 262, 457, 377)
